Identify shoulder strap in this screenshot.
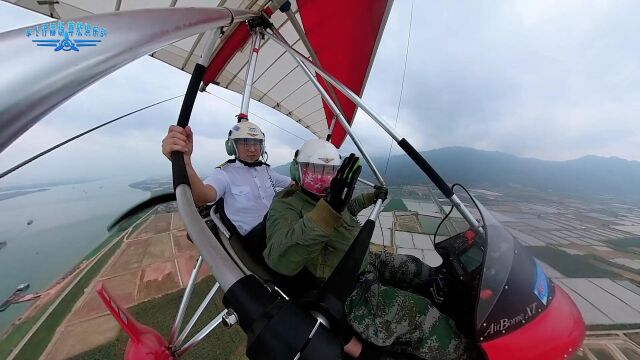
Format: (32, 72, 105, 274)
(216, 159, 235, 168)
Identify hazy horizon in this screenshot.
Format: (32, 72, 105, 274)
(2, 1, 640, 188)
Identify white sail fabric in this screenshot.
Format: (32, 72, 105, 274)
(9, 0, 391, 142)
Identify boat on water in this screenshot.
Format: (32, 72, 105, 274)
(0, 283, 31, 312)
(0, 241, 6, 250)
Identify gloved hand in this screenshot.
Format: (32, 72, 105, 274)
(325, 153, 361, 213)
(373, 185, 388, 202)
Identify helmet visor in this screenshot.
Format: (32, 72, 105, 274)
(233, 138, 263, 152)
(299, 162, 339, 196)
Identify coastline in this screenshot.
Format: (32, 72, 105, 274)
(0, 188, 49, 202)
(0, 178, 160, 353)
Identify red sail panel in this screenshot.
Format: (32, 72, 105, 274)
(203, 7, 274, 87)
(202, 23, 251, 87)
(298, 0, 391, 148)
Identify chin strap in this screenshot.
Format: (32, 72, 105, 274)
(231, 158, 269, 168)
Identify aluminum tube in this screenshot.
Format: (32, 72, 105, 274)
(267, 29, 385, 186)
(450, 194, 485, 238)
(357, 178, 375, 188)
(176, 185, 244, 290)
(199, 27, 222, 66)
(207, 209, 253, 275)
(175, 309, 226, 356)
(264, 31, 487, 236)
(182, 32, 204, 69)
(240, 31, 262, 116)
(285, 10, 346, 119)
(0, 7, 258, 154)
(328, 115, 337, 135)
(208, 210, 253, 276)
(210, 213, 231, 238)
(297, 59, 385, 186)
(293, 319, 323, 360)
(169, 256, 203, 345)
(367, 199, 384, 222)
(262, 31, 402, 142)
(175, 282, 220, 347)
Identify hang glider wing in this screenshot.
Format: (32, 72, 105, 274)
(10, 0, 392, 147)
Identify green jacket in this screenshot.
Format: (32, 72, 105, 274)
(264, 185, 376, 282)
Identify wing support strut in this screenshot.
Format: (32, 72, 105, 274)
(238, 29, 262, 120)
(262, 29, 485, 238)
(264, 28, 386, 187)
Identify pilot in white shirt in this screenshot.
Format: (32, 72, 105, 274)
(162, 120, 291, 236)
(204, 158, 290, 235)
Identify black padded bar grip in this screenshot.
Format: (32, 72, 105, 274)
(172, 63, 207, 190)
(397, 138, 454, 199)
(222, 274, 277, 331)
(322, 219, 376, 302)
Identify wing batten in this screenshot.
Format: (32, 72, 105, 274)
(14, 0, 392, 145)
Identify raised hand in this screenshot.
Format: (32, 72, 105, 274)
(324, 153, 361, 213)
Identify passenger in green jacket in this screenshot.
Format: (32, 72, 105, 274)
(264, 139, 476, 360)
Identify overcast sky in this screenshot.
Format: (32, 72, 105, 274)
(1, 0, 639, 186)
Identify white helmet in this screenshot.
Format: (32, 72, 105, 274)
(291, 139, 342, 196)
(225, 121, 265, 156)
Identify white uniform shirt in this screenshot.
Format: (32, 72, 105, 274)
(204, 161, 291, 235)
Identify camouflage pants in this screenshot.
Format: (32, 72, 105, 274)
(345, 252, 472, 360)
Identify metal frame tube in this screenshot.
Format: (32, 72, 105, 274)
(199, 27, 222, 66)
(367, 199, 384, 222)
(0, 7, 257, 154)
(357, 178, 375, 188)
(176, 185, 245, 290)
(181, 32, 205, 69)
(301, 61, 385, 186)
(209, 210, 253, 276)
(239, 30, 262, 118)
(262, 31, 401, 141)
(328, 115, 337, 139)
(174, 309, 227, 357)
(169, 256, 203, 345)
(175, 281, 220, 347)
(263, 30, 485, 237)
(293, 318, 323, 360)
(265, 29, 386, 186)
(285, 10, 346, 120)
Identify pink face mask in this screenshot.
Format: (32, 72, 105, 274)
(299, 163, 338, 196)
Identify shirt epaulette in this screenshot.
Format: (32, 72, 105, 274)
(216, 159, 234, 169)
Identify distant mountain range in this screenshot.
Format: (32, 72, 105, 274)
(274, 147, 640, 204)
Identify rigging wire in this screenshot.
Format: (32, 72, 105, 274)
(202, 90, 307, 141)
(383, 0, 414, 177)
(374, 1, 415, 323)
(0, 94, 184, 180)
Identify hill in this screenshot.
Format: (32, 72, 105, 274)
(274, 147, 640, 204)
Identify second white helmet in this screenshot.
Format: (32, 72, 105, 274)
(292, 139, 342, 196)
